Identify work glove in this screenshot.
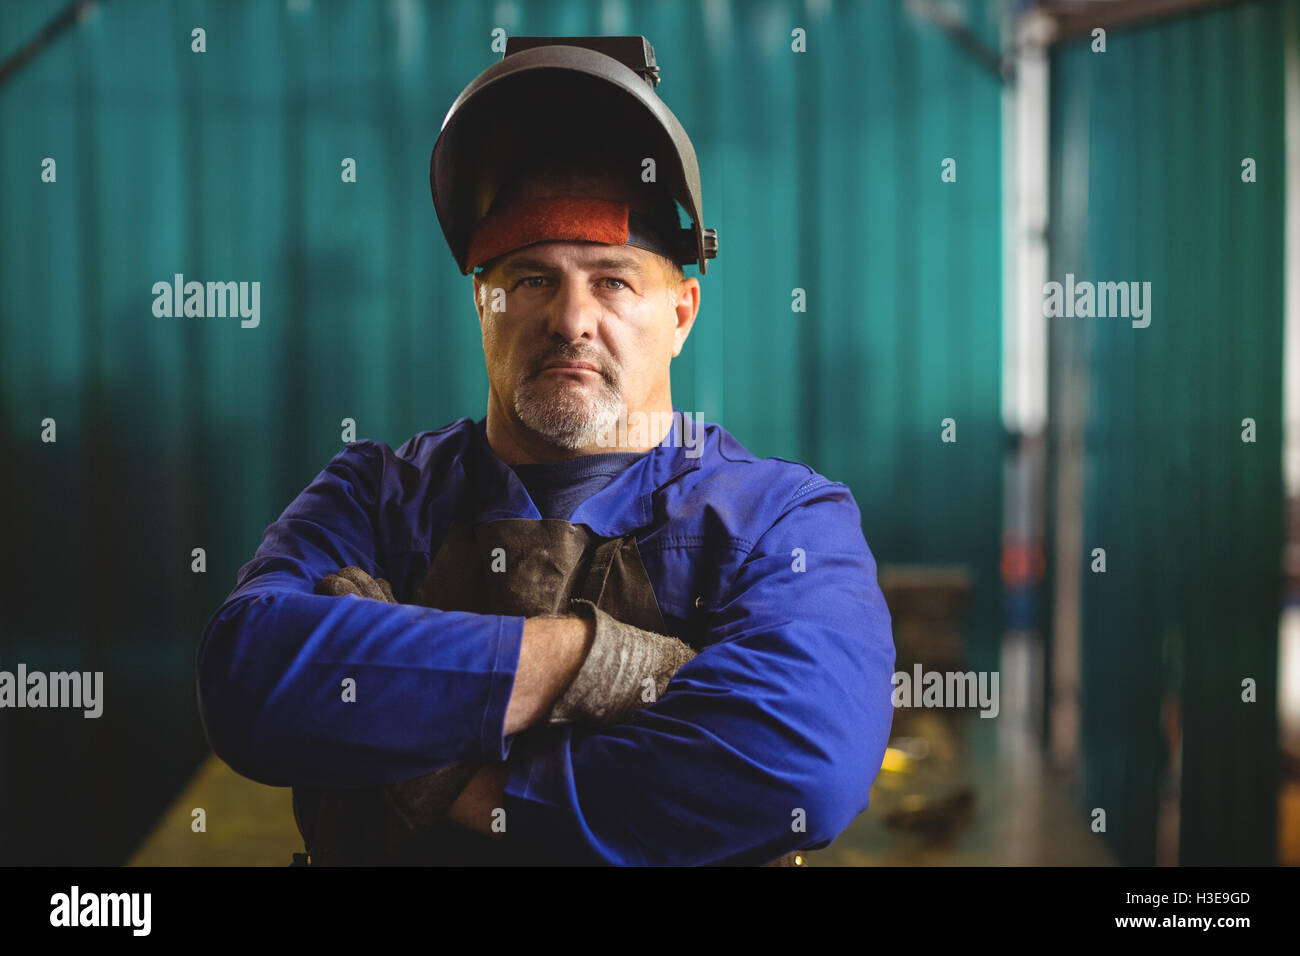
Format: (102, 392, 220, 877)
(315, 565, 396, 602)
(546, 597, 697, 727)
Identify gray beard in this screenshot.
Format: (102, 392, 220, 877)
(513, 373, 626, 452)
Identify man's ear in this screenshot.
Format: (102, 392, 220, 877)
(472, 273, 486, 328)
(670, 277, 700, 358)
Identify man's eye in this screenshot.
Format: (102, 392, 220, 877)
(600, 278, 628, 291)
(519, 276, 548, 288)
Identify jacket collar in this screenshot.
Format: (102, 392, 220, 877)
(465, 409, 703, 537)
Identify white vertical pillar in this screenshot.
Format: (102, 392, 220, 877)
(1279, 0, 1300, 768)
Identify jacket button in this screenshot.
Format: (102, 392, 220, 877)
(694, 595, 704, 609)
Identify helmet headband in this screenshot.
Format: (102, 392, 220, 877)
(466, 195, 683, 274)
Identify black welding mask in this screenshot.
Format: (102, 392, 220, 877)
(429, 35, 718, 276)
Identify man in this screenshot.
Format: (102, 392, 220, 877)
(196, 36, 895, 866)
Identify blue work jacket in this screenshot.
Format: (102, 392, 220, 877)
(196, 411, 896, 865)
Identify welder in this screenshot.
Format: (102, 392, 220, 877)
(196, 35, 895, 866)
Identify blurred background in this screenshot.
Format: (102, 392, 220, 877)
(0, 0, 1295, 866)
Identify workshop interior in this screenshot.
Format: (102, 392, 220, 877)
(0, 0, 1296, 866)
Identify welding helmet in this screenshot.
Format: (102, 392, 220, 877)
(430, 35, 718, 276)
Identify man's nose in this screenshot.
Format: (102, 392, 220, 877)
(543, 275, 602, 342)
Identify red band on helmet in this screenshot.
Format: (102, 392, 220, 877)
(466, 196, 631, 272)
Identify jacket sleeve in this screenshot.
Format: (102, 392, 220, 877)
(501, 478, 896, 865)
(196, 441, 525, 789)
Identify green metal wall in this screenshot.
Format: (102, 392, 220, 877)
(0, 0, 1003, 863)
(1048, 0, 1286, 865)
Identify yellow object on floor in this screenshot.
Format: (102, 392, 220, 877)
(128, 754, 301, 866)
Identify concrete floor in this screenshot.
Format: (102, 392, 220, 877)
(813, 709, 1114, 866)
(128, 704, 1114, 866)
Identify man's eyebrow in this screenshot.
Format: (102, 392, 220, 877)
(586, 255, 647, 273)
(499, 254, 647, 276)
(499, 257, 556, 276)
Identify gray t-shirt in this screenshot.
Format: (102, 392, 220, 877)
(510, 450, 649, 521)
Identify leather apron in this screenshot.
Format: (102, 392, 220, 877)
(291, 513, 802, 867)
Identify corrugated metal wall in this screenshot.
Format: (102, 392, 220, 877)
(1048, 0, 1286, 865)
(0, 0, 1003, 863)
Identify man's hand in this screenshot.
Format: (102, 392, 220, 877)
(315, 565, 396, 602)
(545, 597, 697, 726)
(448, 602, 700, 839)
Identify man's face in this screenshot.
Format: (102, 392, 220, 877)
(472, 173, 699, 457)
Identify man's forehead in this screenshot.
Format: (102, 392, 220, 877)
(496, 244, 654, 275)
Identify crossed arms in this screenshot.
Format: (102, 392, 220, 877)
(196, 441, 896, 864)
(314, 563, 690, 837)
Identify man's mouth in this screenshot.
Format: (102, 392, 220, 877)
(540, 361, 600, 375)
